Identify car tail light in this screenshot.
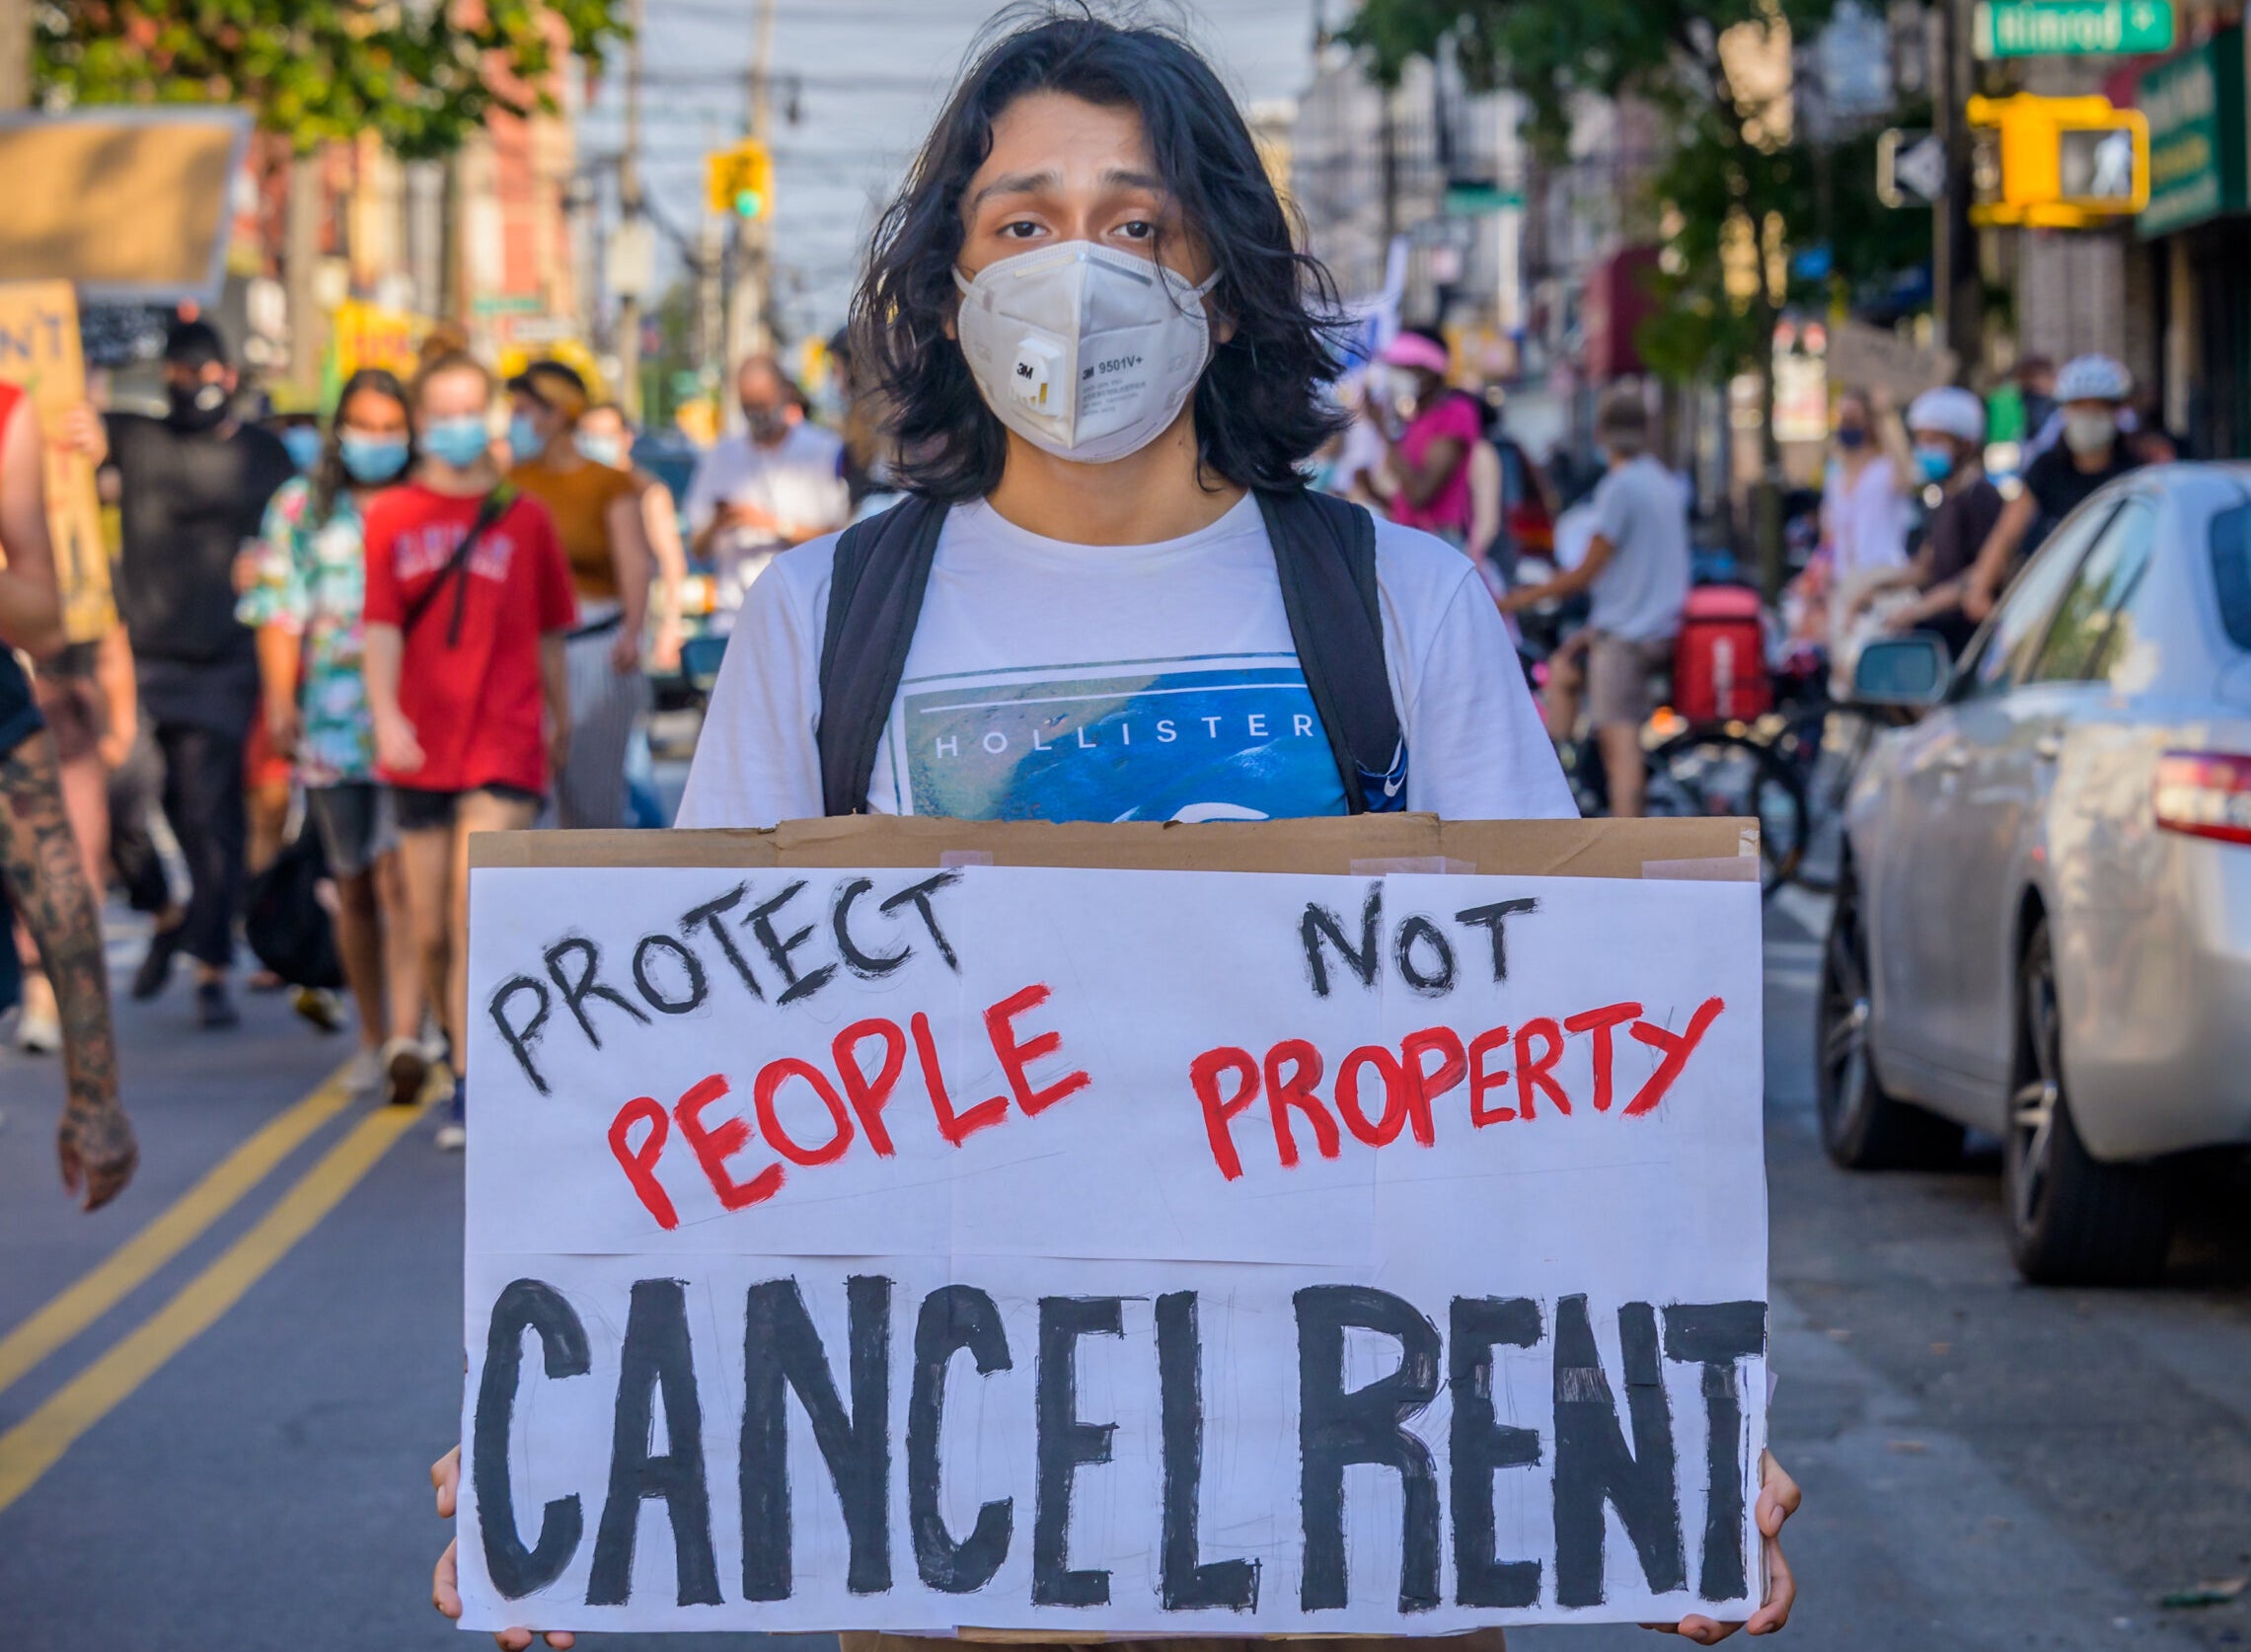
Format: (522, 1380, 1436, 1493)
(2153, 751, 2251, 845)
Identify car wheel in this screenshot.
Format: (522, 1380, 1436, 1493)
(1816, 856, 1965, 1168)
(2002, 919, 2174, 1286)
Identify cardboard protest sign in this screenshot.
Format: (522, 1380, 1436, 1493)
(460, 820, 1766, 1636)
(0, 281, 113, 644)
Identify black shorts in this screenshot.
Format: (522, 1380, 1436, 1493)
(390, 782, 543, 834)
(0, 647, 43, 759)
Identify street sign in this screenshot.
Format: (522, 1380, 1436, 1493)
(1443, 180, 1525, 215)
(1973, 0, 2173, 58)
(1877, 128, 1948, 207)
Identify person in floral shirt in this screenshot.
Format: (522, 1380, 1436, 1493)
(238, 367, 431, 1107)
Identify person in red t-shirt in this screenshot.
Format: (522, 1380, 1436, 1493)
(363, 351, 575, 1152)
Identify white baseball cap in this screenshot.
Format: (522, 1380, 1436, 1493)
(1906, 386, 1986, 444)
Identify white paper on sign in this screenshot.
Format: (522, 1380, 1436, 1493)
(460, 864, 1766, 1635)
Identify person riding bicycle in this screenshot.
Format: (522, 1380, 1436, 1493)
(1499, 386, 1689, 818)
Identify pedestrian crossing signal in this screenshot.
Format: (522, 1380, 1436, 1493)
(706, 140, 774, 220)
(1966, 94, 2147, 227)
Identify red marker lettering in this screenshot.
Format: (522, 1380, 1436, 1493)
(673, 1073, 785, 1211)
(1398, 1027, 1466, 1147)
(833, 1017, 907, 1157)
(754, 1057, 856, 1167)
(1264, 1039, 1341, 1165)
(1189, 1046, 1260, 1180)
(1564, 1002, 1643, 1112)
(1467, 1025, 1515, 1124)
(1335, 1044, 1409, 1147)
(607, 1095, 679, 1229)
(985, 982, 1090, 1117)
(1515, 1017, 1568, 1117)
(1625, 997, 1727, 1115)
(912, 1010, 1007, 1147)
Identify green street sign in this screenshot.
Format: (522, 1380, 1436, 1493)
(1974, 0, 2174, 57)
(1442, 183, 1525, 216)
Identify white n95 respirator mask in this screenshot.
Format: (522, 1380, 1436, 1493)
(953, 241, 1220, 464)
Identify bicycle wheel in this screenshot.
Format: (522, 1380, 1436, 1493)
(1769, 703, 1879, 892)
(1647, 729, 1807, 898)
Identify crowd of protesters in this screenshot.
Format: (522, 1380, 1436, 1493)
(1, 313, 857, 1175)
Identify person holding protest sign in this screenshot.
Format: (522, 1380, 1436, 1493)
(0, 382, 138, 1210)
(239, 366, 432, 1106)
(430, 10, 1796, 1644)
(363, 353, 575, 1152)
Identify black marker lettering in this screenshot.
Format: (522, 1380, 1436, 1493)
(1450, 1296, 1544, 1608)
(1553, 1296, 1685, 1608)
(740, 1276, 893, 1600)
(1294, 1284, 1442, 1613)
(833, 878, 910, 978)
(748, 881, 838, 1007)
(488, 976, 554, 1094)
(1157, 1292, 1258, 1612)
(1663, 1301, 1768, 1602)
(633, 934, 709, 1015)
(544, 935, 651, 1047)
(474, 1279, 588, 1599)
(908, 1285, 1014, 1593)
(1393, 916, 1456, 997)
(877, 870, 963, 972)
(586, 1279, 721, 1608)
(1301, 884, 1383, 998)
(1033, 1296, 1123, 1607)
(1455, 898, 1539, 984)
(682, 884, 764, 1000)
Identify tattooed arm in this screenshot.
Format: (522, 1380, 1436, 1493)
(1, 728, 136, 1210)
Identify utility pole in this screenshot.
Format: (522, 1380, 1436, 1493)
(729, 0, 778, 366)
(0, 0, 30, 111)
(617, 0, 645, 421)
(1932, 0, 1983, 375)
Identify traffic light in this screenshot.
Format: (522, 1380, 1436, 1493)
(1967, 94, 2149, 227)
(705, 139, 774, 220)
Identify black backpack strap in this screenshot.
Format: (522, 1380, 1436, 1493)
(1255, 488, 1407, 814)
(401, 484, 514, 647)
(815, 494, 951, 815)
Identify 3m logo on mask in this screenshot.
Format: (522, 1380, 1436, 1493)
(956, 241, 1218, 463)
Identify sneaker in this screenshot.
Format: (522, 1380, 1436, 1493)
(383, 1037, 431, 1108)
(195, 979, 240, 1029)
(434, 1080, 466, 1152)
(344, 1044, 385, 1101)
(293, 987, 345, 1034)
(15, 1009, 61, 1055)
(131, 923, 188, 1002)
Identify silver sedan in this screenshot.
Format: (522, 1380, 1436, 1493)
(1819, 463, 2251, 1285)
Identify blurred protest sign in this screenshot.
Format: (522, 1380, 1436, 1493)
(0, 111, 252, 304)
(1826, 318, 1959, 406)
(0, 281, 113, 642)
(457, 817, 1769, 1638)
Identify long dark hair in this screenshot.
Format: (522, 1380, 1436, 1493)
(309, 367, 414, 526)
(850, 4, 1345, 501)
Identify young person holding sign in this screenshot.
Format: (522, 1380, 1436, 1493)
(431, 10, 1797, 1644)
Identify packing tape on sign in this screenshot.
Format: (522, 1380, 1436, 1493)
(1348, 856, 1476, 875)
(1640, 856, 1760, 882)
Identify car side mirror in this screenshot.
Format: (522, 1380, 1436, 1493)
(1851, 633, 1950, 710)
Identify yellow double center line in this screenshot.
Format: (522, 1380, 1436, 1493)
(0, 1065, 431, 1512)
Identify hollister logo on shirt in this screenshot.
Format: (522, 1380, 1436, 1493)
(892, 655, 1346, 822)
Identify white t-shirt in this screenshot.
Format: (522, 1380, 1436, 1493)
(683, 423, 851, 617)
(1586, 456, 1691, 642)
(1821, 455, 1913, 583)
(677, 491, 1574, 828)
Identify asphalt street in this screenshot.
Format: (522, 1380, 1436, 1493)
(2, 886, 2247, 1651)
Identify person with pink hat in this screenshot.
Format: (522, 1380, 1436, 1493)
(1369, 327, 1482, 546)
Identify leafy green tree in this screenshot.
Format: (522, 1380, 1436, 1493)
(1341, 0, 1922, 388)
(35, 1, 630, 156)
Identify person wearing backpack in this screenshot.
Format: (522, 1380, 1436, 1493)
(362, 352, 575, 1152)
(430, 13, 1798, 1645)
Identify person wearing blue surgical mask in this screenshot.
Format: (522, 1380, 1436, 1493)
(1843, 385, 2001, 660)
(237, 366, 431, 1106)
(575, 401, 687, 672)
